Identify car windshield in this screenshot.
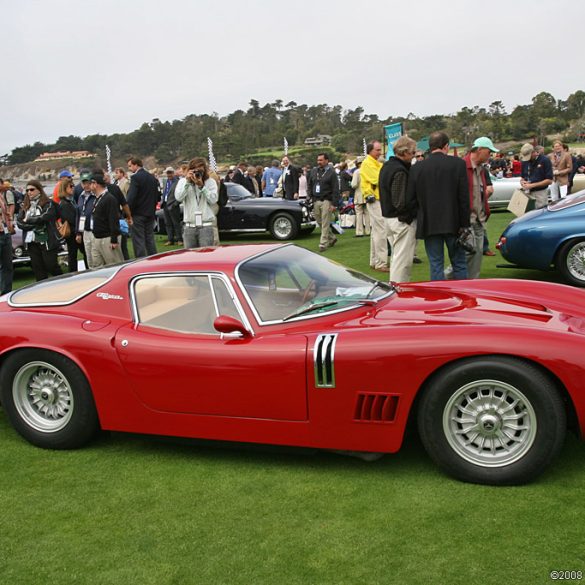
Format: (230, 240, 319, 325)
(226, 182, 253, 201)
(548, 189, 585, 212)
(237, 245, 393, 323)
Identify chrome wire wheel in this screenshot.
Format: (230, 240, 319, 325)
(565, 241, 585, 283)
(13, 361, 74, 433)
(273, 216, 293, 239)
(442, 379, 537, 468)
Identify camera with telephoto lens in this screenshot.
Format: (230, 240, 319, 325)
(456, 228, 476, 254)
(194, 171, 203, 179)
(365, 195, 376, 204)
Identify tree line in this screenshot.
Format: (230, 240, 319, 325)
(4, 91, 585, 167)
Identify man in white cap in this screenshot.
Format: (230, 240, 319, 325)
(520, 144, 553, 209)
(462, 137, 499, 278)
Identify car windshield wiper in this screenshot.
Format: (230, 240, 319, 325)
(282, 296, 380, 322)
(366, 281, 395, 299)
(282, 300, 340, 321)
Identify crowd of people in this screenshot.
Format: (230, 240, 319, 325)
(0, 136, 584, 294)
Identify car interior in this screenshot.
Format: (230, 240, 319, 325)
(134, 275, 235, 335)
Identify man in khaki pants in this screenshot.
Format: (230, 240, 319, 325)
(350, 157, 370, 237)
(307, 153, 340, 251)
(379, 136, 418, 282)
(361, 141, 388, 272)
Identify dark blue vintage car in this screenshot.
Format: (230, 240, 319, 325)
(497, 190, 585, 286)
(156, 182, 316, 241)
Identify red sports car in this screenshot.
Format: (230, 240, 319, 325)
(1, 244, 584, 485)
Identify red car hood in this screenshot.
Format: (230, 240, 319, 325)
(363, 279, 585, 332)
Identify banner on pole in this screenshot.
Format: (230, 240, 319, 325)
(384, 123, 403, 159)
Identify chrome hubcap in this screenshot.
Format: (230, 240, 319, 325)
(13, 361, 74, 432)
(443, 380, 537, 467)
(566, 242, 585, 282)
(274, 217, 292, 238)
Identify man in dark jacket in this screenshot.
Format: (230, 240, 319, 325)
(307, 152, 340, 251)
(281, 155, 300, 200)
(379, 136, 417, 282)
(89, 172, 124, 267)
(406, 131, 470, 280)
(161, 167, 181, 245)
(126, 157, 160, 257)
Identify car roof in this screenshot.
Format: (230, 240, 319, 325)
(118, 243, 286, 278)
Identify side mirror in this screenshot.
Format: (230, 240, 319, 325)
(213, 315, 252, 338)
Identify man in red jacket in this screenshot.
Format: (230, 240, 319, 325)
(463, 137, 498, 279)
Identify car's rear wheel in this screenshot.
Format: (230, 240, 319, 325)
(557, 239, 585, 287)
(418, 356, 566, 485)
(0, 349, 99, 449)
(269, 212, 298, 240)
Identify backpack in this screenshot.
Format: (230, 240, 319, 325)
(9, 189, 23, 216)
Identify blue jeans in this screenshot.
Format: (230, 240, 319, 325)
(0, 232, 13, 294)
(424, 234, 468, 281)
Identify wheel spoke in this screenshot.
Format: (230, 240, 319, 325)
(443, 379, 537, 468)
(12, 361, 74, 433)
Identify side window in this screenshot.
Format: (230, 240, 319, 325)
(134, 275, 217, 334)
(211, 277, 240, 320)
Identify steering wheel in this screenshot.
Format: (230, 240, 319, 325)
(301, 279, 319, 305)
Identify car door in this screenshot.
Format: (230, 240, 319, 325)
(219, 183, 259, 231)
(113, 272, 308, 421)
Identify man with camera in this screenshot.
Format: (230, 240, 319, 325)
(307, 152, 340, 252)
(174, 157, 218, 248)
(406, 131, 470, 281)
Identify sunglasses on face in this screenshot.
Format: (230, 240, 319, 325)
(25, 188, 37, 192)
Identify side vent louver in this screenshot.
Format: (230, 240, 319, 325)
(354, 393, 399, 423)
(314, 334, 337, 388)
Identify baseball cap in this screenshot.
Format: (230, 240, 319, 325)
(164, 166, 175, 173)
(520, 144, 534, 162)
(58, 170, 73, 178)
(80, 172, 92, 182)
(89, 172, 106, 186)
(472, 137, 499, 152)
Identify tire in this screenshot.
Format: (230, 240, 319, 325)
(0, 349, 99, 449)
(417, 356, 566, 485)
(269, 212, 299, 241)
(557, 239, 585, 287)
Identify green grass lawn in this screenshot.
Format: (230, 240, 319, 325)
(2, 212, 584, 585)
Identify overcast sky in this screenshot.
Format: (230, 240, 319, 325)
(1, 0, 581, 156)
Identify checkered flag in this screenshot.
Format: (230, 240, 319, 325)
(105, 144, 113, 178)
(207, 137, 217, 173)
(284, 137, 289, 156)
(363, 138, 367, 157)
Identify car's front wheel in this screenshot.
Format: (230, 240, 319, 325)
(269, 212, 299, 240)
(417, 356, 566, 485)
(557, 238, 585, 287)
(0, 349, 99, 449)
